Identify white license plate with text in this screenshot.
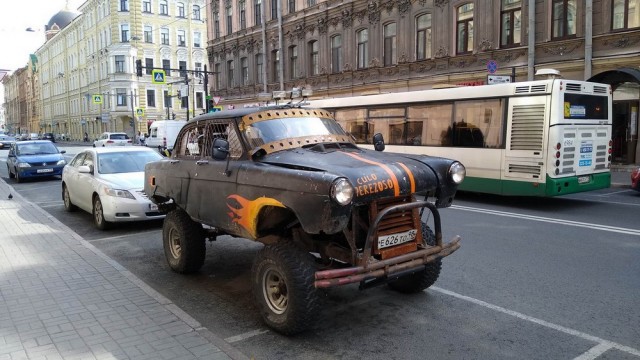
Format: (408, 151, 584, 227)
(578, 175, 590, 184)
(378, 229, 417, 249)
(37, 169, 53, 173)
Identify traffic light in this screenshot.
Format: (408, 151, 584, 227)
(135, 59, 143, 77)
(207, 99, 214, 113)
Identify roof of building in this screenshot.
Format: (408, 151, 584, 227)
(46, 8, 81, 31)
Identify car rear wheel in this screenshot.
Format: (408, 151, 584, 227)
(7, 165, 14, 179)
(163, 209, 206, 273)
(387, 222, 442, 294)
(93, 196, 110, 230)
(62, 184, 77, 212)
(252, 243, 320, 335)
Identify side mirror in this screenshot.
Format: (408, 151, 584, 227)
(78, 165, 94, 174)
(60, 150, 66, 154)
(211, 138, 230, 161)
(373, 133, 385, 152)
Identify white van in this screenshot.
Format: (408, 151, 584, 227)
(146, 120, 186, 150)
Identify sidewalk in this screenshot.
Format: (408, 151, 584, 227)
(0, 179, 248, 360)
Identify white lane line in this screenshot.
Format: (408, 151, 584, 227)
(431, 287, 640, 357)
(87, 230, 161, 242)
(38, 203, 63, 208)
(451, 205, 640, 236)
(224, 329, 269, 343)
(573, 343, 614, 360)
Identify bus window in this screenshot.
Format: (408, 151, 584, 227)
(452, 99, 504, 148)
(335, 109, 371, 143)
(408, 103, 453, 146)
(368, 108, 405, 145)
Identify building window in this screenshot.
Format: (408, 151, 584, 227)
(147, 89, 156, 107)
(215, 63, 221, 90)
(120, 24, 130, 42)
(120, 0, 129, 11)
(241, 57, 249, 85)
(161, 28, 169, 44)
(256, 53, 263, 84)
(272, 50, 280, 82)
(288, 0, 295, 13)
(196, 92, 204, 109)
(255, 0, 262, 25)
(115, 55, 125, 73)
(331, 35, 342, 73)
(145, 58, 153, 75)
(308, 0, 316, 6)
(117, 89, 127, 106)
(356, 29, 368, 69)
(383, 23, 397, 66)
(309, 40, 319, 75)
(271, 0, 278, 20)
(193, 5, 201, 20)
(240, 0, 247, 29)
(195, 62, 202, 79)
(214, 12, 220, 38)
(162, 59, 171, 76)
(612, 0, 639, 29)
(163, 90, 172, 108)
(416, 14, 432, 60)
(552, 0, 577, 39)
(227, 60, 235, 87)
(226, 5, 233, 34)
(194, 32, 201, 47)
(160, 0, 168, 15)
(501, 0, 521, 47)
(456, 3, 474, 54)
(178, 30, 186, 46)
(144, 25, 153, 42)
(179, 61, 187, 77)
(289, 46, 298, 79)
(177, 2, 185, 17)
(143, 0, 151, 13)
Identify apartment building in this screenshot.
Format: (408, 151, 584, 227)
(206, 0, 640, 163)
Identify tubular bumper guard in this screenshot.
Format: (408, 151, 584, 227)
(314, 200, 461, 289)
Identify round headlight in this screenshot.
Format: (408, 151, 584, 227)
(449, 162, 466, 185)
(331, 178, 354, 206)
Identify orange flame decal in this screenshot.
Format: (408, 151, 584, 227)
(227, 194, 285, 238)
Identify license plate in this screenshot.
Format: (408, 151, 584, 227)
(578, 175, 590, 184)
(37, 168, 53, 173)
(149, 204, 158, 211)
(378, 229, 417, 249)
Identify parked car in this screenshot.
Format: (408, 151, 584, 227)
(93, 132, 133, 147)
(0, 135, 17, 149)
(62, 147, 165, 229)
(41, 132, 55, 142)
(19, 133, 29, 140)
(6, 140, 67, 182)
(632, 167, 640, 192)
(29, 133, 39, 140)
(145, 120, 187, 150)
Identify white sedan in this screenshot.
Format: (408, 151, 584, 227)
(93, 132, 133, 147)
(61, 147, 165, 229)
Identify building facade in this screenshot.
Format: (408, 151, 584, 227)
(32, 0, 208, 141)
(206, 0, 640, 164)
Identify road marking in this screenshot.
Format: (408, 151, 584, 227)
(573, 343, 614, 360)
(431, 287, 640, 358)
(38, 202, 64, 208)
(88, 229, 161, 242)
(17, 184, 61, 192)
(224, 329, 269, 343)
(452, 205, 640, 236)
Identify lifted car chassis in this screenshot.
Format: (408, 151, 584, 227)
(314, 201, 461, 289)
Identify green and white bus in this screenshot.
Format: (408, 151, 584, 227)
(310, 77, 613, 197)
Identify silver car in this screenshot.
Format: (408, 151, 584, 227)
(61, 147, 165, 229)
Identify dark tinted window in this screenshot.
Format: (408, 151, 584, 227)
(109, 133, 130, 140)
(563, 94, 608, 120)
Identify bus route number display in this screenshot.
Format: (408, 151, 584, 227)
(579, 140, 593, 167)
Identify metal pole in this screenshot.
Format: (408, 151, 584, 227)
(261, 0, 267, 91)
(584, 0, 593, 80)
(130, 90, 136, 137)
(527, 0, 535, 80)
(185, 72, 189, 122)
(277, 0, 284, 91)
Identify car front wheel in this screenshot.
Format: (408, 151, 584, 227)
(92, 196, 110, 230)
(163, 209, 206, 273)
(14, 168, 22, 183)
(252, 243, 320, 335)
(62, 184, 77, 212)
(7, 165, 14, 179)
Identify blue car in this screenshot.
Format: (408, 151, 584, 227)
(6, 140, 67, 183)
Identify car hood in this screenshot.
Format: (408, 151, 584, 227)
(17, 154, 64, 163)
(99, 172, 144, 190)
(258, 147, 449, 200)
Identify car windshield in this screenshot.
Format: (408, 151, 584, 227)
(16, 142, 58, 155)
(97, 151, 163, 174)
(242, 116, 347, 148)
(109, 134, 129, 140)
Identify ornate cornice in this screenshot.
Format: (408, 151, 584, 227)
(603, 34, 640, 48)
(435, 0, 449, 8)
(435, 46, 448, 58)
(540, 40, 583, 56)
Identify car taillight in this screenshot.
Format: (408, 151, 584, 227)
(107, 140, 114, 143)
(127, 140, 132, 143)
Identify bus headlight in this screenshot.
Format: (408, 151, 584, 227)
(331, 178, 354, 205)
(449, 162, 466, 185)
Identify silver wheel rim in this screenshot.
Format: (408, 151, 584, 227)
(262, 267, 287, 315)
(168, 227, 182, 259)
(94, 199, 103, 225)
(64, 188, 70, 208)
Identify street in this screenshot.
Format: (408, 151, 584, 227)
(2, 144, 639, 360)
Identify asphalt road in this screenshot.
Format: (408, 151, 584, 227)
(2, 144, 639, 360)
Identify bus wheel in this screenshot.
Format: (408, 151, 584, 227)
(388, 222, 442, 293)
(252, 243, 320, 335)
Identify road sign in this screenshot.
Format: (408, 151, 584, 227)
(135, 108, 145, 117)
(152, 70, 166, 84)
(101, 113, 110, 123)
(487, 60, 498, 74)
(93, 95, 103, 104)
(487, 75, 512, 84)
(213, 96, 221, 105)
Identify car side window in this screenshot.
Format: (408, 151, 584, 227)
(81, 153, 94, 168)
(71, 153, 87, 167)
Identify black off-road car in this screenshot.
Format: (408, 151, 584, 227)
(144, 105, 465, 334)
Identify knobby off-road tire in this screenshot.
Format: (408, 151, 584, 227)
(252, 243, 320, 335)
(93, 196, 111, 230)
(388, 222, 442, 294)
(62, 184, 77, 212)
(163, 209, 206, 273)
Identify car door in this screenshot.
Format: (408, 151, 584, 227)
(64, 152, 85, 209)
(75, 152, 97, 211)
(7, 143, 17, 174)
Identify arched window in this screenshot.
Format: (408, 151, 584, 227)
(383, 23, 397, 66)
(331, 35, 342, 73)
(552, 0, 576, 39)
(501, 0, 521, 47)
(289, 45, 298, 79)
(456, 3, 474, 54)
(416, 14, 432, 60)
(177, 2, 185, 17)
(309, 41, 319, 75)
(356, 29, 369, 69)
(612, 0, 638, 30)
(193, 5, 201, 20)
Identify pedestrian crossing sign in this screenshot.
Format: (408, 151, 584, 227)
(136, 108, 145, 117)
(93, 95, 103, 104)
(152, 70, 166, 84)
